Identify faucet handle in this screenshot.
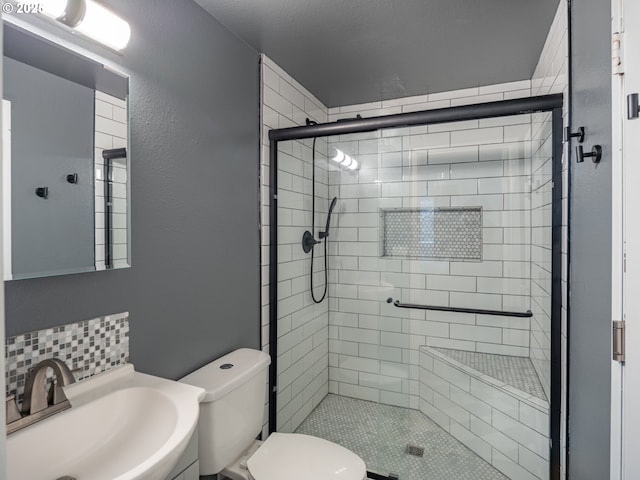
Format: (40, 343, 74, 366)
(47, 378, 69, 406)
(6, 395, 22, 424)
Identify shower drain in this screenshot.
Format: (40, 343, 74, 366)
(405, 444, 425, 457)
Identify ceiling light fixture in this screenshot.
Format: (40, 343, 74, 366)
(40, 0, 67, 18)
(40, 0, 131, 50)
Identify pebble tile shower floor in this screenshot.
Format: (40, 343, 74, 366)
(295, 394, 508, 480)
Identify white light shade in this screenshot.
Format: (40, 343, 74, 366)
(74, 0, 131, 50)
(341, 155, 353, 168)
(348, 160, 358, 170)
(39, 0, 68, 18)
(332, 148, 345, 163)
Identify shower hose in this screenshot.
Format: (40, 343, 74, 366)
(310, 136, 329, 304)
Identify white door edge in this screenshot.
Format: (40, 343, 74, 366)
(617, 0, 640, 477)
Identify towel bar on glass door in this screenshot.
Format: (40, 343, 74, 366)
(386, 298, 533, 318)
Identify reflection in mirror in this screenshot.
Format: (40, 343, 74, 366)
(2, 23, 130, 280)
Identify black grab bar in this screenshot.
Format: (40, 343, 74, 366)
(386, 298, 533, 318)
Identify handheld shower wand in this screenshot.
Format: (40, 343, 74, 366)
(302, 196, 337, 251)
(304, 195, 337, 304)
(319, 197, 338, 239)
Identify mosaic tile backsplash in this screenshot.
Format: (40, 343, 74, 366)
(382, 207, 482, 260)
(6, 312, 129, 402)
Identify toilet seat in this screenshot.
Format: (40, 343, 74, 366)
(246, 432, 366, 480)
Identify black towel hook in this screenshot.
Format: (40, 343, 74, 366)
(576, 145, 602, 163)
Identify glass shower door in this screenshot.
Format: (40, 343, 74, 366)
(273, 135, 333, 434)
(274, 108, 557, 480)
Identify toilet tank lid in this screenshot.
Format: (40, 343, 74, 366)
(179, 348, 271, 403)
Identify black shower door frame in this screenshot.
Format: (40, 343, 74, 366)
(267, 94, 565, 480)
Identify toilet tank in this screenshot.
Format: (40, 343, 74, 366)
(180, 348, 271, 475)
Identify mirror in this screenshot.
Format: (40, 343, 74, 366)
(2, 23, 130, 280)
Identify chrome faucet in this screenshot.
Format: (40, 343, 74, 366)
(6, 357, 76, 434)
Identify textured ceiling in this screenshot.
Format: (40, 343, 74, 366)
(195, 0, 560, 108)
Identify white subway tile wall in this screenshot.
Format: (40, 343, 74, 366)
(326, 91, 535, 411)
(94, 91, 128, 270)
(260, 55, 330, 435)
(531, 2, 568, 477)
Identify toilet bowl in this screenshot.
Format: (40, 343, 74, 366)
(180, 348, 366, 480)
(222, 432, 366, 480)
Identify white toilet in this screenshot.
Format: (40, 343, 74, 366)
(180, 348, 367, 480)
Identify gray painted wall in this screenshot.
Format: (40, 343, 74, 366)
(4, 57, 95, 279)
(568, 0, 612, 478)
(4, 0, 261, 380)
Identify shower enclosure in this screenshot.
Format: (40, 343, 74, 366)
(268, 95, 563, 480)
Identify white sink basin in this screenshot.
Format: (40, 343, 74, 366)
(7, 365, 205, 480)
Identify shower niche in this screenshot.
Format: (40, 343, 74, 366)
(269, 96, 563, 480)
(380, 207, 483, 260)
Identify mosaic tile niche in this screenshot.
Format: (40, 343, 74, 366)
(6, 312, 129, 402)
(382, 207, 483, 260)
